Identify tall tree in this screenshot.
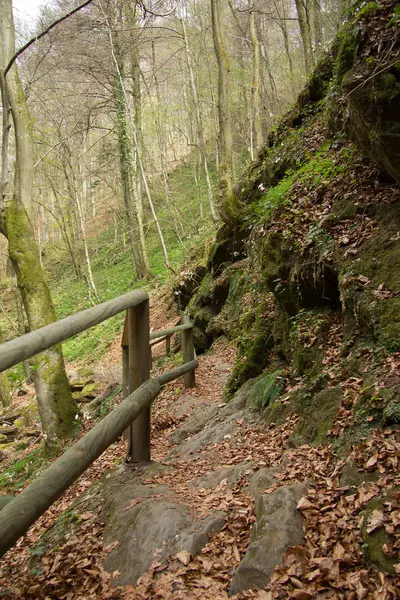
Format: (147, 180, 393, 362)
(249, 4, 262, 152)
(295, 0, 314, 73)
(210, 0, 239, 227)
(181, 7, 218, 221)
(0, 0, 78, 451)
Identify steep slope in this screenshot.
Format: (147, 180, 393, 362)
(182, 0, 400, 450)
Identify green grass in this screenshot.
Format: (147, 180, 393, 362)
(253, 145, 357, 222)
(36, 156, 219, 366)
(0, 150, 223, 382)
(0, 447, 47, 491)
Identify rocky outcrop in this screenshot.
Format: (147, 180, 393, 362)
(230, 480, 309, 595)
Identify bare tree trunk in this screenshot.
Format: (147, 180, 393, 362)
(295, 0, 314, 73)
(150, 42, 185, 242)
(276, 0, 296, 96)
(129, 17, 150, 274)
(210, 0, 239, 227)
(0, 325, 11, 407)
(181, 16, 218, 222)
(249, 7, 262, 151)
(312, 0, 324, 58)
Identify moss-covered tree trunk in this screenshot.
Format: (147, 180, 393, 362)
(211, 0, 241, 228)
(0, 326, 11, 407)
(0, 0, 78, 450)
(249, 7, 262, 151)
(295, 0, 314, 73)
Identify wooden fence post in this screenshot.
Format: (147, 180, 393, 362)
(181, 315, 195, 389)
(126, 299, 151, 462)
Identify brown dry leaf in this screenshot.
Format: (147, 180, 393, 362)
(366, 509, 385, 534)
(296, 497, 315, 511)
(290, 591, 313, 600)
(176, 551, 192, 566)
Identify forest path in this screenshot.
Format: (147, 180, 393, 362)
(1, 306, 399, 599)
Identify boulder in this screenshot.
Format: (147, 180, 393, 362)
(360, 495, 398, 575)
(194, 462, 255, 490)
(230, 482, 308, 595)
(104, 499, 192, 585)
(0, 425, 19, 442)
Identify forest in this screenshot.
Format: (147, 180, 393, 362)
(0, 0, 399, 598)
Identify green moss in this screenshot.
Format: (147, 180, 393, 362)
(360, 495, 398, 574)
(339, 223, 400, 351)
(334, 26, 359, 84)
(291, 386, 343, 445)
(225, 317, 274, 399)
(0, 447, 46, 491)
(355, 2, 379, 20)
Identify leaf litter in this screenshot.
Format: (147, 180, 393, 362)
(0, 316, 399, 599)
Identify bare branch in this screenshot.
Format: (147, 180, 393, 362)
(4, 0, 95, 76)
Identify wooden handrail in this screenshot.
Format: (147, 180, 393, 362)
(0, 290, 148, 373)
(0, 357, 199, 558)
(149, 322, 192, 340)
(0, 292, 198, 557)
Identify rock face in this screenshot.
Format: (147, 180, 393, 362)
(345, 62, 400, 185)
(230, 481, 308, 595)
(102, 480, 226, 586)
(104, 499, 192, 585)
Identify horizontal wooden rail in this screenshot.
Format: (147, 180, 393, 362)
(0, 290, 149, 373)
(150, 334, 169, 348)
(157, 358, 198, 386)
(0, 356, 198, 558)
(149, 322, 192, 340)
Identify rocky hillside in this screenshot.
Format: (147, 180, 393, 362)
(1, 2, 399, 598)
(180, 0, 400, 451)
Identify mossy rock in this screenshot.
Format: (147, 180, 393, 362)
(224, 319, 274, 399)
(173, 265, 207, 310)
(383, 398, 400, 425)
(344, 62, 400, 184)
(259, 232, 341, 316)
(14, 398, 39, 429)
(245, 369, 286, 412)
(291, 386, 343, 445)
(207, 224, 248, 276)
(77, 366, 95, 378)
(192, 326, 213, 354)
(339, 221, 400, 351)
(360, 495, 398, 575)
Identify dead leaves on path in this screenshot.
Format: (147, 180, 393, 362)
(1, 333, 399, 599)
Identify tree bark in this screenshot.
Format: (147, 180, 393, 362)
(0, 326, 11, 407)
(181, 15, 218, 222)
(249, 7, 262, 151)
(295, 0, 314, 73)
(210, 0, 239, 227)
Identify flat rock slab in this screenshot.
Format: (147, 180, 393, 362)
(230, 481, 309, 595)
(167, 386, 255, 461)
(244, 467, 279, 499)
(104, 499, 192, 585)
(194, 461, 256, 490)
(100, 462, 226, 587)
(169, 403, 219, 446)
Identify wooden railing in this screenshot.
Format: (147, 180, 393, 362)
(0, 291, 197, 557)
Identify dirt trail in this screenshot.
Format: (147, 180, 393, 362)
(0, 312, 399, 599)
